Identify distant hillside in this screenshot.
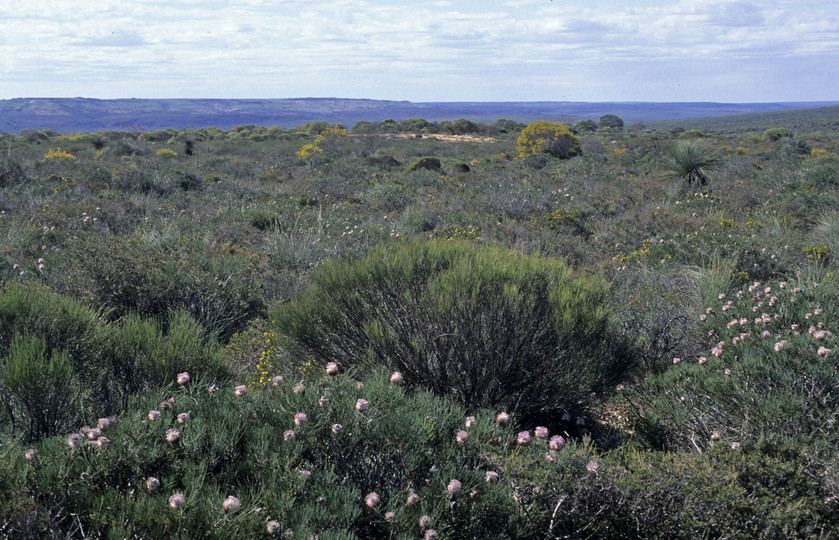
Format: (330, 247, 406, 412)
(1, 97, 837, 133)
(649, 105, 839, 137)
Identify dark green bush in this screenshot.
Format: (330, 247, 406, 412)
(269, 240, 634, 425)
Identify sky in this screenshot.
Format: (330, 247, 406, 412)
(1, 0, 837, 103)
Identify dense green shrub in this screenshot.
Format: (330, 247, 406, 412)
(2, 335, 82, 441)
(268, 240, 634, 425)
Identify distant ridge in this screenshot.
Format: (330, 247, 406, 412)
(1, 97, 837, 133)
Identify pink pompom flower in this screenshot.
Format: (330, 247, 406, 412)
(465, 416, 477, 429)
(283, 430, 295, 441)
(456, 430, 469, 444)
(485, 471, 499, 483)
(534, 426, 549, 439)
(364, 492, 380, 508)
(177, 412, 189, 424)
(234, 385, 247, 397)
(586, 461, 599, 474)
(496, 412, 509, 426)
(67, 433, 84, 448)
(389, 371, 403, 384)
(549, 435, 565, 451)
(326, 362, 339, 376)
(447, 479, 462, 496)
(166, 429, 180, 444)
(176, 372, 190, 385)
(331, 423, 343, 435)
(517, 431, 531, 445)
(294, 412, 307, 426)
(146, 477, 160, 491)
(355, 399, 369, 412)
(222, 495, 241, 513)
(169, 493, 185, 509)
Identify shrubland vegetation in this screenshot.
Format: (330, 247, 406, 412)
(1, 108, 839, 538)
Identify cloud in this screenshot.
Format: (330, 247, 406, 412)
(74, 31, 147, 47)
(1, 0, 837, 101)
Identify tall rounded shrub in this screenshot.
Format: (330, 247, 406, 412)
(269, 241, 633, 424)
(516, 121, 581, 159)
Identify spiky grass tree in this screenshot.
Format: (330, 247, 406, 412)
(663, 140, 719, 187)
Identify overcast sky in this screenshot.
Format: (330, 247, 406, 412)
(1, 0, 837, 102)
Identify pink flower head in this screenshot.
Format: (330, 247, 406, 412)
(496, 412, 509, 426)
(407, 491, 420, 506)
(86, 428, 102, 440)
(234, 385, 247, 397)
(419, 515, 432, 528)
(535, 426, 549, 439)
(271, 376, 284, 387)
(299, 469, 311, 480)
(168, 493, 185, 509)
(318, 396, 329, 407)
(456, 430, 469, 444)
(698, 356, 707, 365)
(176, 372, 190, 385)
(762, 330, 771, 338)
(516, 431, 532, 445)
(331, 423, 343, 435)
(222, 495, 241, 513)
(425, 530, 439, 540)
(616, 384, 625, 391)
(326, 362, 339, 376)
(549, 435, 565, 451)
(700, 314, 707, 322)
(384, 511, 396, 521)
(267, 521, 281, 534)
(294, 412, 307, 426)
(25, 448, 37, 461)
(364, 492, 380, 508)
(544, 451, 556, 463)
(672, 357, 681, 365)
(465, 416, 477, 429)
(711, 346, 723, 358)
(447, 479, 462, 496)
(166, 429, 180, 444)
(67, 433, 84, 448)
(814, 330, 828, 341)
(146, 477, 160, 492)
(779, 281, 786, 289)
(730, 442, 741, 450)
(96, 436, 110, 449)
(774, 341, 785, 352)
(586, 461, 599, 474)
(389, 371, 403, 384)
(814, 308, 823, 316)
(818, 346, 831, 357)
(283, 430, 295, 441)
(724, 368, 732, 376)
(710, 431, 721, 441)
(293, 382, 306, 394)
(97, 416, 116, 430)
(485, 471, 499, 483)
(177, 412, 189, 424)
(718, 293, 726, 300)
(355, 399, 369, 412)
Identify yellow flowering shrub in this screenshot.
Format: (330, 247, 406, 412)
(43, 147, 76, 161)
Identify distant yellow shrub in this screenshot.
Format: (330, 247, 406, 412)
(43, 147, 76, 161)
(156, 148, 177, 158)
(516, 121, 581, 159)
